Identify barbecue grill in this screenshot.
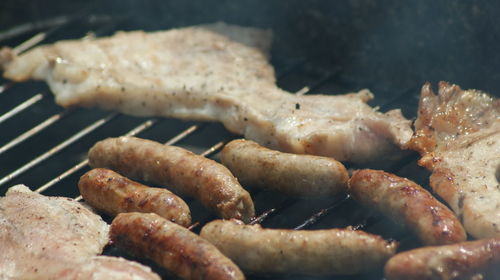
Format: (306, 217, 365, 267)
(1, 1, 499, 279)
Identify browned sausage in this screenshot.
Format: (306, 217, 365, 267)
(200, 219, 397, 275)
(110, 212, 245, 280)
(348, 169, 466, 245)
(220, 139, 349, 198)
(78, 168, 191, 227)
(384, 237, 500, 280)
(88, 136, 255, 222)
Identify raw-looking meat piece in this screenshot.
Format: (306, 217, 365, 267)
(220, 139, 349, 198)
(200, 219, 397, 275)
(0, 185, 109, 275)
(79, 168, 191, 227)
(0, 24, 413, 164)
(0, 185, 161, 280)
(88, 136, 255, 222)
(0, 185, 162, 279)
(408, 82, 500, 239)
(110, 212, 245, 280)
(384, 237, 500, 280)
(349, 169, 466, 245)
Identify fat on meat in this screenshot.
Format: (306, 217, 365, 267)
(0, 24, 413, 164)
(408, 81, 500, 239)
(0, 185, 160, 280)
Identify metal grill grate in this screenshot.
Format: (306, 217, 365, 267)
(0, 16, 425, 280)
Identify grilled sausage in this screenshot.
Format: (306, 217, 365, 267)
(220, 139, 349, 198)
(110, 212, 245, 280)
(348, 169, 466, 245)
(78, 168, 191, 227)
(200, 219, 397, 275)
(384, 237, 500, 280)
(88, 136, 255, 222)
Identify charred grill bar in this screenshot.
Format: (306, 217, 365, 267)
(1, 2, 499, 279)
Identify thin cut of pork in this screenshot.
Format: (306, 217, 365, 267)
(408, 81, 500, 239)
(0, 24, 413, 164)
(0, 185, 160, 280)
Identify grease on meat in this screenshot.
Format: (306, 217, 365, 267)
(408, 82, 500, 239)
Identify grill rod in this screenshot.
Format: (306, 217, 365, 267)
(0, 16, 69, 42)
(0, 83, 13, 95)
(0, 18, 130, 161)
(0, 113, 118, 188)
(0, 93, 44, 124)
(35, 118, 159, 193)
(0, 109, 71, 156)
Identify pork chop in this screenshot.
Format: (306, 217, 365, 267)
(408, 82, 500, 239)
(0, 185, 160, 280)
(0, 24, 412, 164)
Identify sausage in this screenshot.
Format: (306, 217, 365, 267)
(199, 219, 397, 275)
(110, 212, 245, 280)
(220, 139, 349, 198)
(88, 136, 255, 222)
(348, 169, 466, 245)
(384, 237, 500, 280)
(78, 168, 191, 227)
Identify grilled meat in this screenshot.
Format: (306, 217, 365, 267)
(349, 169, 466, 245)
(0, 25, 413, 164)
(384, 237, 500, 280)
(88, 136, 255, 222)
(408, 82, 500, 239)
(200, 219, 397, 275)
(0, 184, 109, 278)
(78, 168, 191, 227)
(110, 212, 245, 280)
(0, 185, 160, 279)
(220, 139, 349, 198)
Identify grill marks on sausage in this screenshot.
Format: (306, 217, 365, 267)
(78, 168, 191, 227)
(348, 169, 466, 245)
(110, 212, 245, 280)
(88, 136, 255, 222)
